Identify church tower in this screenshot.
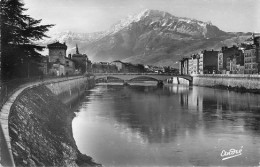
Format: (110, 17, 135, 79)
(76, 44, 79, 54)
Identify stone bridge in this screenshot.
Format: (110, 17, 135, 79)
(94, 73, 193, 85)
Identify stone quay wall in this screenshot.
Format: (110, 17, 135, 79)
(4, 77, 99, 166)
(46, 76, 95, 104)
(192, 74, 260, 90)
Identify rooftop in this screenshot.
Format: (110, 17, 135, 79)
(112, 60, 124, 63)
(72, 54, 88, 57)
(47, 42, 67, 49)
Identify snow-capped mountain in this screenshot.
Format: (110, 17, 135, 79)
(43, 9, 250, 66)
(39, 31, 105, 47)
(38, 30, 107, 56)
(107, 9, 225, 38)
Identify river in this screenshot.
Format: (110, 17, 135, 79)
(72, 84, 260, 166)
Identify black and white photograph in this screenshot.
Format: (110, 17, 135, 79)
(0, 0, 260, 166)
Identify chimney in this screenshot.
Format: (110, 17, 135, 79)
(68, 54, 71, 59)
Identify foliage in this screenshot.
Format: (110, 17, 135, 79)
(1, 0, 54, 80)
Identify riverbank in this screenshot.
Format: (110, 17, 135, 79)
(1, 77, 100, 166)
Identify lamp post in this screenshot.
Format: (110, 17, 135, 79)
(27, 57, 30, 78)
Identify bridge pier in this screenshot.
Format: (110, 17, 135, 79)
(177, 77, 180, 84)
(123, 80, 129, 86)
(189, 79, 193, 86)
(157, 80, 164, 87)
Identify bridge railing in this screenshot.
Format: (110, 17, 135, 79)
(93, 72, 182, 76)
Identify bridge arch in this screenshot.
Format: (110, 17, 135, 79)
(128, 76, 163, 82)
(95, 76, 127, 81)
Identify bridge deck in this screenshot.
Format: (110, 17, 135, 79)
(93, 73, 192, 82)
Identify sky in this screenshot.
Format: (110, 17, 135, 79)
(23, 0, 260, 33)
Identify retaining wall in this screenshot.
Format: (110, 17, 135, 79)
(46, 77, 95, 104)
(1, 77, 98, 166)
(192, 74, 260, 90)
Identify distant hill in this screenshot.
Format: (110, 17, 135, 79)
(42, 9, 251, 67)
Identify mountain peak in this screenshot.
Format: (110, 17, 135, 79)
(138, 9, 173, 19)
(135, 9, 171, 19)
(108, 9, 175, 34)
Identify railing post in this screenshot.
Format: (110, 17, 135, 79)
(5, 85, 8, 97)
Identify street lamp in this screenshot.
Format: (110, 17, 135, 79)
(27, 57, 30, 78)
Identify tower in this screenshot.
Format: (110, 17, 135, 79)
(47, 41, 67, 64)
(76, 44, 79, 54)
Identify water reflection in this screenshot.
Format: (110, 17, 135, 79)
(72, 85, 260, 166)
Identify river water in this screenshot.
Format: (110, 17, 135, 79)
(72, 84, 260, 166)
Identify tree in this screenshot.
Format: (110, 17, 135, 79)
(0, 0, 54, 80)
